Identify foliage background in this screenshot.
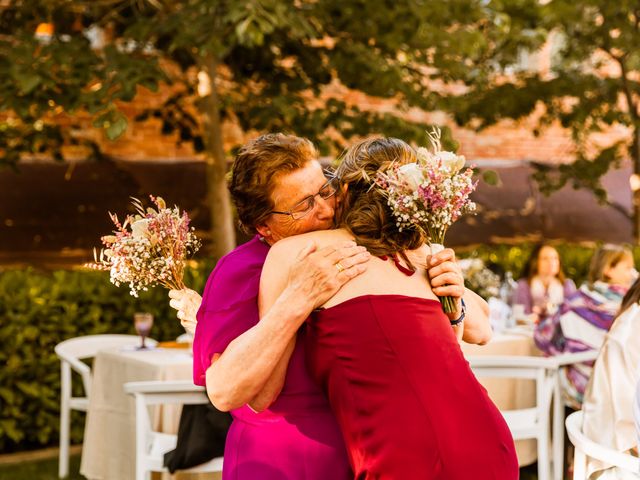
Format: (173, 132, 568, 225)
(0, 262, 213, 453)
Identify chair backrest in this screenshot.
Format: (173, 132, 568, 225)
(55, 334, 157, 394)
(468, 355, 560, 480)
(125, 380, 208, 449)
(124, 380, 208, 406)
(566, 410, 640, 476)
(124, 380, 223, 477)
(467, 355, 557, 440)
(554, 350, 599, 367)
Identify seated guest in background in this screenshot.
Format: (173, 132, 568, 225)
(513, 243, 576, 322)
(534, 243, 635, 408)
(582, 277, 640, 479)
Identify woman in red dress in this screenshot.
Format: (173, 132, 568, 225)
(260, 137, 518, 479)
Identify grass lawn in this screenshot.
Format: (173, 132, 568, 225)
(0, 454, 83, 480)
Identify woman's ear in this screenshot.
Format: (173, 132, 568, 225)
(255, 223, 271, 240)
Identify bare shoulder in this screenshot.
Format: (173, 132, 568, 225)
(266, 229, 352, 264)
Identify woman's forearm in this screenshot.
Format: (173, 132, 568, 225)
(206, 239, 369, 411)
(206, 290, 310, 411)
(461, 289, 492, 345)
(248, 337, 296, 412)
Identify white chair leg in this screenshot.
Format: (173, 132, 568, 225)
(538, 427, 551, 480)
(59, 362, 71, 478)
(134, 394, 149, 480)
(573, 447, 587, 480)
(552, 377, 565, 480)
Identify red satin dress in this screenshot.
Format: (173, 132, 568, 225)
(306, 284, 518, 479)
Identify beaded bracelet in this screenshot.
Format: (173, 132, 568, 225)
(450, 298, 466, 326)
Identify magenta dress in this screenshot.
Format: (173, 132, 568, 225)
(192, 236, 351, 480)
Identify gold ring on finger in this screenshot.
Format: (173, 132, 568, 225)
(335, 262, 345, 273)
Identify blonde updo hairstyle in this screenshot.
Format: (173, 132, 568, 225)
(334, 137, 426, 268)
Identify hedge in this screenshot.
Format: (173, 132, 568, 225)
(0, 261, 214, 453)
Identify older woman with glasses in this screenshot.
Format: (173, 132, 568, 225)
(169, 133, 489, 479)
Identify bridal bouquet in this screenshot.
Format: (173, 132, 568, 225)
(88, 196, 201, 297)
(376, 128, 477, 312)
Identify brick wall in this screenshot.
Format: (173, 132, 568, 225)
(85, 80, 627, 165)
(10, 68, 627, 165)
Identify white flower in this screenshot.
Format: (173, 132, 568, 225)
(398, 163, 424, 190)
(131, 219, 150, 239)
(436, 151, 466, 174)
(415, 147, 435, 164)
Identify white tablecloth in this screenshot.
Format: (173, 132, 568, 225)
(80, 346, 215, 480)
(461, 330, 540, 466)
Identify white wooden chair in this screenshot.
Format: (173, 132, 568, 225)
(551, 350, 600, 480)
(468, 355, 559, 480)
(54, 334, 157, 478)
(124, 380, 224, 480)
(566, 410, 640, 479)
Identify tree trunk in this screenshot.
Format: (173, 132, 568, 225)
(618, 57, 640, 243)
(200, 54, 236, 260)
(633, 126, 640, 244)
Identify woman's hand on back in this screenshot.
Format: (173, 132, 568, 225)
(287, 240, 370, 309)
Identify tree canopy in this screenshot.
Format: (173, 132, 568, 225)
(5, 0, 618, 252)
(0, 0, 500, 255)
(453, 0, 640, 238)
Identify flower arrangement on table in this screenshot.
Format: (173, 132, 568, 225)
(375, 128, 477, 313)
(88, 196, 201, 297)
(457, 258, 501, 301)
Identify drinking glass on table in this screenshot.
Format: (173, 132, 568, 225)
(133, 312, 154, 349)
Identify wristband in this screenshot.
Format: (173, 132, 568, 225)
(450, 298, 466, 326)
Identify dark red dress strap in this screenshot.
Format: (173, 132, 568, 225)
(378, 254, 415, 276)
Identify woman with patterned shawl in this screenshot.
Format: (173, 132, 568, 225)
(534, 244, 635, 407)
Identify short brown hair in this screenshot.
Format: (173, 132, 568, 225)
(229, 133, 318, 233)
(335, 137, 426, 267)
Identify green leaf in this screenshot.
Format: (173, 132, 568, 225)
(482, 170, 501, 186)
(16, 381, 39, 397)
(0, 419, 24, 443)
(106, 113, 128, 140)
(0, 387, 15, 405)
(22, 325, 39, 341)
(17, 74, 41, 95)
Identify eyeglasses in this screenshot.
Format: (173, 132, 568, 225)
(270, 176, 340, 220)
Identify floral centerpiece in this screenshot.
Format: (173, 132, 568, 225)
(88, 196, 201, 297)
(376, 128, 477, 312)
(457, 258, 501, 301)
